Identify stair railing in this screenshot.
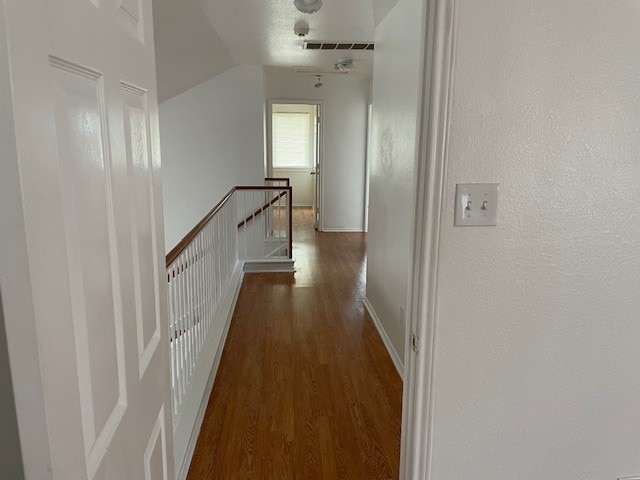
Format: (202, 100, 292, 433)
(165, 181, 292, 430)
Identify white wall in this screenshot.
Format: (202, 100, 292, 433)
(426, 1, 640, 478)
(273, 169, 314, 206)
(265, 67, 369, 231)
(160, 65, 266, 251)
(365, 0, 424, 363)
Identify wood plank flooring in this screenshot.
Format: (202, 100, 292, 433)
(187, 208, 402, 480)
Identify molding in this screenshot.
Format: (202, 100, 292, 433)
(363, 298, 403, 377)
(243, 259, 295, 273)
(175, 262, 244, 480)
(321, 227, 365, 233)
(400, 1, 459, 479)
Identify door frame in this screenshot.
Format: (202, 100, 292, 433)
(364, 102, 372, 233)
(400, 0, 458, 479)
(0, 3, 52, 476)
(266, 99, 325, 231)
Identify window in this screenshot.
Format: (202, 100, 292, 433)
(272, 112, 312, 169)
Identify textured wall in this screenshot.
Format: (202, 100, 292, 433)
(159, 65, 266, 251)
(265, 67, 370, 231)
(429, 1, 640, 478)
(366, 0, 424, 362)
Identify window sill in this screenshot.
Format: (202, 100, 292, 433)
(273, 167, 313, 171)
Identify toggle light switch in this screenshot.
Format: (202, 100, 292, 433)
(454, 183, 499, 227)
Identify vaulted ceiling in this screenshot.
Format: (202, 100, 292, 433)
(153, 0, 400, 102)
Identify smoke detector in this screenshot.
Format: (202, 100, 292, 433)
(314, 75, 323, 88)
(294, 0, 322, 14)
(335, 59, 354, 72)
(294, 21, 310, 37)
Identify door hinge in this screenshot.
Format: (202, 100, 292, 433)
(411, 333, 419, 353)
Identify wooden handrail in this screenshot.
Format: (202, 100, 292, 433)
(237, 189, 289, 228)
(166, 184, 294, 266)
(166, 187, 236, 267)
(264, 177, 290, 186)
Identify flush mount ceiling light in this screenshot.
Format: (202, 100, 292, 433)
(314, 75, 323, 88)
(294, 0, 323, 14)
(335, 59, 354, 72)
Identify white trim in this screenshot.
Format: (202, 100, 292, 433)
(400, 1, 459, 479)
(243, 259, 295, 273)
(175, 262, 244, 480)
(270, 166, 311, 171)
(0, 2, 52, 475)
(321, 227, 365, 233)
(363, 298, 403, 377)
(364, 102, 373, 233)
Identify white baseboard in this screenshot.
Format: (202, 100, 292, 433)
(175, 261, 244, 480)
(362, 297, 404, 377)
(243, 258, 295, 273)
(321, 227, 365, 233)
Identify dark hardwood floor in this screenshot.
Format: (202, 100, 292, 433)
(187, 207, 402, 480)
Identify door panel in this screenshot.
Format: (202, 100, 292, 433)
(144, 406, 169, 480)
(50, 59, 128, 475)
(117, 0, 144, 41)
(122, 83, 162, 378)
(2, 0, 173, 477)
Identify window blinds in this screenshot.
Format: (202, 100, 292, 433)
(272, 112, 312, 168)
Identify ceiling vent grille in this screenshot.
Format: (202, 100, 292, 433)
(303, 41, 374, 51)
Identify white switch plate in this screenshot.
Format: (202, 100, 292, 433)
(455, 183, 499, 226)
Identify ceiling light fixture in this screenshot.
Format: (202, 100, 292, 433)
(294, 0, 323, 14)
(314, 75, 323, 88)
(294, 20, 310, 37)
(335, 59, 354, 72)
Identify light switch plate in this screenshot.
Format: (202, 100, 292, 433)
(454, 183, 499, 226)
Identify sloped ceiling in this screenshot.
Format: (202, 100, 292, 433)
(153, 0, 235, 103)
(153, 0, 396, 102)
(372, 0, 401, 25)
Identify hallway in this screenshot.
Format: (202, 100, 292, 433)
(187, 208, 402, 479)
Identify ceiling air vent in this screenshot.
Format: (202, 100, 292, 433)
(303, 41, 374, 51)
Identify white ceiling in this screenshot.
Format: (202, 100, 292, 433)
(200, 0, 377, 76)
(154, 0, 399, 102)
(372, 0, 401, 25)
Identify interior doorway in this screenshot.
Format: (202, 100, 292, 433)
(267, 100, 323, 231)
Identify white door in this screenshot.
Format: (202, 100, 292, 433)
(2, 0, 173, 478)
